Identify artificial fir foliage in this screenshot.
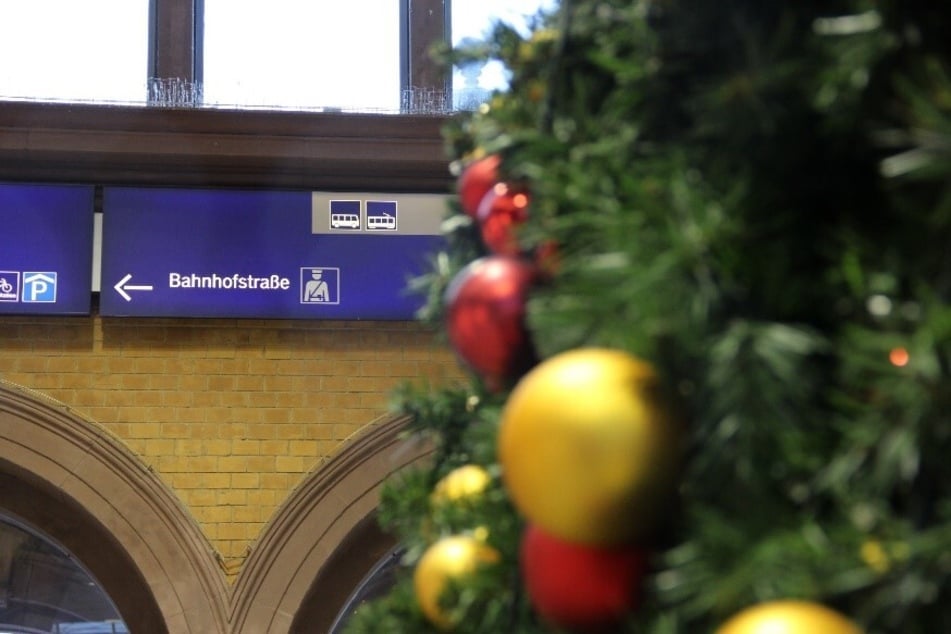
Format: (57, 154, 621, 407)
(345, 1, 951, 632)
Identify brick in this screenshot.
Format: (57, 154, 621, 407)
(201, 473, 231, 489)
(129, 422, 162, 438)
(217, 490, 247, 506)
(160, 422, 191, 438)
(220, 391, 249, 407)
(288, 440, 318, 457)
(180, 408, 208, 423)
(120, 375, 151, 390)
(320, 376, 348, 391)
(208, 376, 236, 391)
(274, 424, 305, 440)
(184, 490, 216, 507)
(303, 425, 334, 441)
(245, 455, 276, 472)
(233, 507, 264, 523)
(204, 439, 232, 456)
(231, 473, 260, 489)
(175, 439, 204, 456)
(133, 358, 166, 374)
(231, 439, 260, 455)
(331, 393, 363, 408)
(259, 473, 293, 491)
(198, 506, 233, 523)
(145, 438, 176, 455)
(178, 373, 208, 392)
(150, 375, 180, 390)
(288, 409, 317, 425)
(59, 375, 92, 392)
(204, 407, 233, 423)
(47, 357, 81, 372)
(275, 456, 307, 472)
(245, 423, 276, 440)
(217, 456, 249, 472)
(188, 423, 218, 440)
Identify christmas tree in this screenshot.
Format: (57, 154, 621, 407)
(344, 1, 951, 632)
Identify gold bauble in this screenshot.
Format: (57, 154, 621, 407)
(414, 534, 501, 630)
(431, 465, 491, 505)
(498, 348, 682, 545)
(716, 601, 863, 634)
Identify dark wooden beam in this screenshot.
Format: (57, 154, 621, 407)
(0, 103, 453, 192)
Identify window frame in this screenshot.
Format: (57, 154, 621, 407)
(0, 0, 452, 193)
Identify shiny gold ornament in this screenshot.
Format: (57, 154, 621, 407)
(431, 465, 492, 505)
(498, 348, 682, 545)
(716, 601, 863, 634)
(414, 534, 501, 630)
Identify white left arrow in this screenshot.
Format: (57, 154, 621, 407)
(114, 273, 154, 302)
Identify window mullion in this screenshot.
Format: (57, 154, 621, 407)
(149, 0, 199, 84)
(405, 0, 450, 111)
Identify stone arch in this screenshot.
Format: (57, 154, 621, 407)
(0, 380, 229, 633)
(229, 413, 433, 634)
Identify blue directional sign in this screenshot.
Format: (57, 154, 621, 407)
(100, 187, 445, 319)
(0, 183, 94, 315)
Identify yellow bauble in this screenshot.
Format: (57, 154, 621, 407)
(414, 534, 501, 631)
(716, 601, 863, 634)
(498, 348, 682, 545)
(431, 465, 491, 505)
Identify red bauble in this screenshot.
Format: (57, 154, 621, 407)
(444, 256, 538, 391)
(521, 524, 649, 632)
(477, 183, 530, 256)
(458, 155, 502, 217)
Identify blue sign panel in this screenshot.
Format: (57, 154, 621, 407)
(0, 184, 94, 315)
(100, 188, 442, 319)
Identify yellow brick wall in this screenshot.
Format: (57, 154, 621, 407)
(0, 315, 463, 579)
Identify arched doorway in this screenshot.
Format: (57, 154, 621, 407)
(0, 380, 228, 633)
(229, 414, 433, 634)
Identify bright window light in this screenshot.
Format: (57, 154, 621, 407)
(0, 0, 148, 104)
(202, 0, 401, 112)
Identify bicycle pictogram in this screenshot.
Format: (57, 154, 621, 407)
(0, 272, 19, 302)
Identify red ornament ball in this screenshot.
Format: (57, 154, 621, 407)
(477, 183, 530, 256)
(521, 524, 649, 632)
(458, 154, 502, 217)
(445, 256, 538, 391)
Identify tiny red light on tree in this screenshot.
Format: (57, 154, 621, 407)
(533, 239, 561, 279)
(889, 347, 910, 367)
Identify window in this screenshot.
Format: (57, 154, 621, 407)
(0, 0, 148, 104)
(202, 0, 401, 112)
(0, 513, 127, 632)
